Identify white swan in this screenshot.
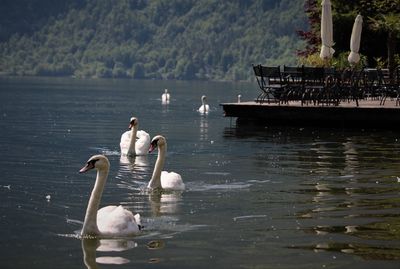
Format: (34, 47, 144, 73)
(161, 89, 170, 104)
(79, 155, 142, 237)
(198, 95, 210, 114)
(147, 135, 185, 191)
(120, 117, 150, 156)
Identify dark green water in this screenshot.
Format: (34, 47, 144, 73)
(0, 77, 399, 269)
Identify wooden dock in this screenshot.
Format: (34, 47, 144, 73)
(220, 100, 400, 129)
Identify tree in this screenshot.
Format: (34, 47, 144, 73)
(369, 13, 400, 79)
(299, 0, 400, 76)
(0, 0, 308, 80)
(296, 0, 320, 57)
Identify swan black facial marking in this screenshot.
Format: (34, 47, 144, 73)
(151, 139, 159, 148)
(79, 158, 99, 173)
(88, 159, 99, 166)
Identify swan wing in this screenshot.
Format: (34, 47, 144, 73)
(162, 93, 170, 102)
(97, 205, 140, 236)
(133, 213, 141, 226)
(135, 130, 150, 155)
(161, 171, 185, 191)
(198, 105, 210, 114)
(120, 131, 131, 155)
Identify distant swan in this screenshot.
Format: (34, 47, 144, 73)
(161, 89, 170, 103)
(79, 155, 142, 237)
(120, 117, 150, 156)
(147, 135, 185, 191)
(198, 95, 210, 114)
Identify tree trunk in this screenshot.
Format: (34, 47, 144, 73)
(387, 31, 396, 80)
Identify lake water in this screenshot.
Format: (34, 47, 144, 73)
(0, 77, 399, 269)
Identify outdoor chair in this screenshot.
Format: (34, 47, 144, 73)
(301, 66, 325, 105)
(281, 65, 304, 103)
(376, 68, 400, 105)
(338, 68, 363, 106)
(322, 67, 340, 105)
(396, 66, 400, 106)
(362, 68, 381, 100)
(253, 64, 286, 103)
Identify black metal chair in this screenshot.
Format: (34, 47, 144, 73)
(322, 67, 339, 105)
(396, 66, 400, 106)
(301, 66, 325, 105)
(338, 68, 363, 106)
(376, 68, 400, 105)
(281, 65, 303, 103)
(363, 68, 384, 102)
(253, 64, 285, 103)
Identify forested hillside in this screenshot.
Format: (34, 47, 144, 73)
(0, 0, 307, 80)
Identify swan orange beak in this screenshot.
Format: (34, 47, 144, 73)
(79, 162, 95, 173)
(128, 123, 133, 129)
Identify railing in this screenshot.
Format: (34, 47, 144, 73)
(252, 64, 400, 106)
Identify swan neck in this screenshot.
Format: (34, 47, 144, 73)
(127, 125, 137, 156)
(82, 167, 108, 236)
(149, 144, 166, 189)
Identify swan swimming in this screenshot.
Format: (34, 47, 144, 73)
(147, 135, 185, 191)
(198, 95, 210, 114)
(161, 89, 170, 103)
(120, 117, 150, 156)
(79, 155, 142, 237)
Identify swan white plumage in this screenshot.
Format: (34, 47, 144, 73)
(79, 155, 142, 237)
(120, 117, 150, 156)
(161, 89, 170, 103)
(198, 95, 210, 114)
(147, 135, 185, 191)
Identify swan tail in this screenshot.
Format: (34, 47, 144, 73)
(134, 213, 141, 226)
(161, 171, 185, 190)
(134, 213, 144, 230)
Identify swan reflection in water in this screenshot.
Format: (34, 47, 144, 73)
(148, 190, 183, 216)
(120, 155, 149, 170)
(118, 155, 150, 181)
(82, 238, 137, 269)
(199, 116, 208, 141)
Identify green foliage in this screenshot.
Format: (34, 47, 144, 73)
(300, 0, 400, 71)
(297, 51, 367, 70)
(374, 57, 387, 69)
(0, 0, 307, 81)
(298, 53, 328, 67)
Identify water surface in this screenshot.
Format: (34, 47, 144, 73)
(0, 77, 399, 268)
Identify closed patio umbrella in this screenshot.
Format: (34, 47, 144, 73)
(319, 0, 335, 60)
(348, 14, 363, 65)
